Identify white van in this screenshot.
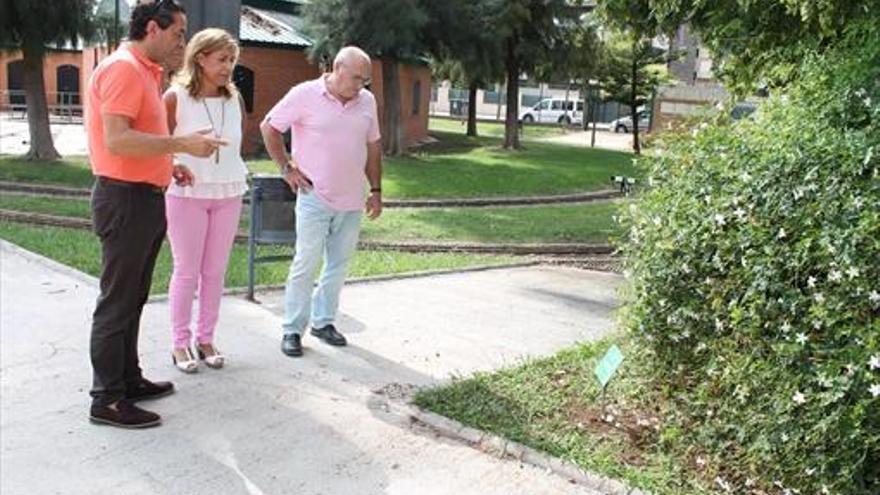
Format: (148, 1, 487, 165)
(519, 98, 583, 125)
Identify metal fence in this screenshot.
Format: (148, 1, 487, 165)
(0, 90, 83, 122)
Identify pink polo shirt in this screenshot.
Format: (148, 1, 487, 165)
(264, 75, 381, 211)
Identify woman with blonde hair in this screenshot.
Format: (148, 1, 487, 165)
(164, 28, 247, 373)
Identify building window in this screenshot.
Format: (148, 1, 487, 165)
(431, 84, 438, 102)
(233, 64, 254, 113)
(7, 60, 25, 105)
(483, 86, 507, 105)
(56, 64, 80, 105)
(412, 80, 421, 115)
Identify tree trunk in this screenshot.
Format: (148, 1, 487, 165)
(503, 35, 520, 150)
(21, 42, 60, 160)
(466, 82, 478, 137)
(582, 80, 589, 131)
(630, 40, 641, 155)
(381, 57, 404, 156)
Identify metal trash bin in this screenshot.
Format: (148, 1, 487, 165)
(247, 175, 296, 301)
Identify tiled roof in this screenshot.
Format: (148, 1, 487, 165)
(239, 5, 312, 47)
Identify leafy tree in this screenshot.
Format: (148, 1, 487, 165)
(94, 0, 130, 49)
(303, 0, 427, 156)
(600, 0, 677, 154)
(534, 13, 603, 143)
(422, 0, 504, 137)
(640, 0, 878, 93)
(598, 31, 667, 154)
(489, 0, 583, 149)
(0, 0, 95, 160)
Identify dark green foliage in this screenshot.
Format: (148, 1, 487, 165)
(619, 22, 880, 494)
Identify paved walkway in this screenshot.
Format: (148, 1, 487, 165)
(0, 112, 88, 156)
(537, 129, 635, 152)
(1, 240, 622, 495)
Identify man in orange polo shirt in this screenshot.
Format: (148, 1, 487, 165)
(86, 0, 225, 429)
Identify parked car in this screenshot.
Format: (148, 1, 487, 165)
(519, 98, 584, 125)
(610, 111, 650, 133)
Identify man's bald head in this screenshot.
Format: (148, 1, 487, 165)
(333, 46, 371, 71)
(327, 45, 373, 101)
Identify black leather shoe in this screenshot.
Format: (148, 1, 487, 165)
(281, 333, 303, 357)
(126, 378, 175, 402)
(89, 399, 161, 429)
(310, 324, 347, 346)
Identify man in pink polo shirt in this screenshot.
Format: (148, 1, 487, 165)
(260, 46, 382, 357)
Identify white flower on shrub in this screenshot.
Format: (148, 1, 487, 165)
(869, 355, 880, 371)
(815, 292, 826, 304)
(796, 333, 809, 345)
(845, 364, 856, 377)
(869, 290, 880, 304)
(846, 266, 859, 279)
(870, 383, 880, 398)
(821, 485, 831, 495)
(652, 216, 662, 226)
(715, 318, 725, 331)
(777, 228, 787, 239)
(828, 270, 842, 282)
(781, 321, 792, 333)
(681, 263, 691, 274)
(780, 433, 789, 443)
(813, 320, 823, 330)
(792, 391, 806, 405)
(740, 172, 752, 183)
(714, 213, 726, 227)
(793, 188, 805, 200)
(853, 196, 863, 209)
(714, 476, 732, 492)
(807, 276, 817, 288)
(805, 467, 816, 476)
(734, 207, 746, 220)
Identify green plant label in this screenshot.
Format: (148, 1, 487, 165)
(594, 345, 624, 388)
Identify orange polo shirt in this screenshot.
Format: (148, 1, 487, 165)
(86, 44, 172, 187)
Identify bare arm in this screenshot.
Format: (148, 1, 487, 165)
(260, 120, 311, 190)
(364, 139, 383, 220)
(365, 140, 382, 191)
(104, 114, 225, 158)
(238, 93, 247, 141)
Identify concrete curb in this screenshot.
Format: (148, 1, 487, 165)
(386, 398, 650, 495)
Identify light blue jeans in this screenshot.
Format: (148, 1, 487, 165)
(282, 191, 363, 337)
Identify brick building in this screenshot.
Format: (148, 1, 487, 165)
(1, 0, 431, 155)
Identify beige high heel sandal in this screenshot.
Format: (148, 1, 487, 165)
(171, 348, 199, 373)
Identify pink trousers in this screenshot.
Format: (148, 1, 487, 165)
(165, 195, 242, 349)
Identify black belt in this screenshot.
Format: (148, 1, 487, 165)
(97, 176, 166, 195)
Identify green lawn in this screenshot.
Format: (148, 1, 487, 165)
(0, 194, 622, 244)
(0, 222, 519, 295)
(414, 338, 719, 495)
(250, 131, 634, 199)
(0, 194, 92, 218)
(428, 117, 570, 140)
(2, 129, 633, 200)
(0, 155, 94, 188)
(361, 202, 622, 244)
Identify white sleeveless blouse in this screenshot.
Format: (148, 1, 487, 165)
(165, 85, 248, 199)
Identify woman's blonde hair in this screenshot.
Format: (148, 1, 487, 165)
(175, 28, 239, 99)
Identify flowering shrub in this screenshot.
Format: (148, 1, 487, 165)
(618, 23, 879, 495)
